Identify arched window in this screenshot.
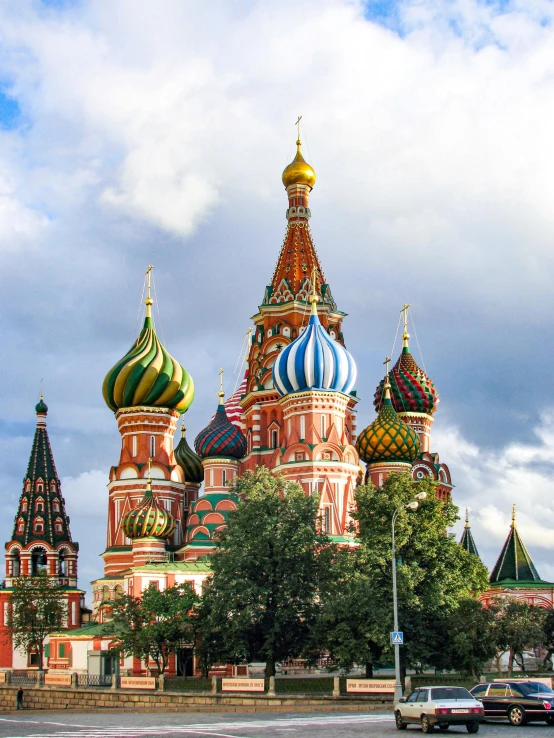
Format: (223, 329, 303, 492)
(132, 436, 137, 457)
(31, 547, 47, 574)
(247, 429, 252, 454)
(222, 469, 227, 486)
(52, 499, 60, 513)
(35, 498, 44, 513)
(54, 518, 64, 534)
(300, 416, 305, 440)
(150, 436, 155, 457)
(21, 499, 28, 513)
(271, 429, 278, 449)
(102, 585, 111, 602)
(34, 518, 44, 534)
(58, 550, 67, 575)
(324, 507, 331, 534)
(12, 551, 21, 577)
(17, 519, 25, 534)
(320, 415, 326, 439)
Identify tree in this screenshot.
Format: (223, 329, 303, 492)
(111, 583, 199, 675)
(197, 467, 334, 678)
(8, 572, 66, 670)
(319, 473, 490, 677)
(438, 599, 499, 679)
(495, 599, 547, 676)
(542, 608, 554, 671)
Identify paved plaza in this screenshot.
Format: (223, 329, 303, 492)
(0, 711, 550, 738)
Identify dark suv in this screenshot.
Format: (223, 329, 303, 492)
(470, 681, 554, 726)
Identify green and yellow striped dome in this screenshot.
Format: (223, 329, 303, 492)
(356, 382, 420, 465)
(102, 305, 194, 414)
(121, 482, 176, 540)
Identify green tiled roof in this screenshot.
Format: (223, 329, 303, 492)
(490, 512, 541, 584)
(460, 513, 480, 559)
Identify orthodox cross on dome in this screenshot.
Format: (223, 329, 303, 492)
(384, 355, 391, 376)
(400, 303, 411, 346)
(295, 115, 302, 142)
(465, 507, 470, 529)
(383, 356, 392, 396)
(145, 264, 154, 317)
(218, 368, 225, 402)
(511, 503, 517, 528)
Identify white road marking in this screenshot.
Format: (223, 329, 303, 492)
(0, 714, 394, 738)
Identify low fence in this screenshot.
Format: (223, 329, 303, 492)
(10, 671, 38, 686)
(77, 674, 113, 688)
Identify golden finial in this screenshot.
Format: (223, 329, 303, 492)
(145, 265, 154, 318)
(511, 504, 516, 528)
(218, 368, 225, 403)
(309, 266, 319, 314)
(181, 423, 186, 438)
(282, 116, 316, 189)
(383, 356, 392, 398)
(465, 508, 470, 529)
(400, 303, 411, 348)
(39, 378, 44, 401)
(146, 457, 152, 493)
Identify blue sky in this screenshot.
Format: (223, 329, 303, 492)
(1, 0, 554, 595)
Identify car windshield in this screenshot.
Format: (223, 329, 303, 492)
(515, 683, 554, 696)
(431, 687, 473, 701)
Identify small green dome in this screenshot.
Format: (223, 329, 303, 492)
(35, 396, 48, 414)
(357, 383, 420, 465)
(175, 425, 204, 485)
(121, 483, 176, 539)
(103, 312, 194, 414)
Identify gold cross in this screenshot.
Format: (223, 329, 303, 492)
(400, 303, 411, 333)
(219, 367, 224, 394)
(145, 265, 153, 300)
(383, 356, 391, 376)
(295, 115, 302, 141)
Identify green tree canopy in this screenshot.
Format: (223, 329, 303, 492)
(8, 572, 66, 670)
(197, 467, 334, 678)
(111, 583, 199, 675)
(318, 473, 490, 676)
(495, 598, 548, 676)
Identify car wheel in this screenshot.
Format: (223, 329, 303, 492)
(421, 715, 434, 733)
(439, 725, 449, 731)
(508, 705, 526, 726)
(395, 711, 407, 730)
(466, 723, 479, 734)
(546, 716, 554, 726)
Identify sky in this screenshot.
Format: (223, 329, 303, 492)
(1, 0, 554, 596)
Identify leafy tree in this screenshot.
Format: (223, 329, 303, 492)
(111, 583, 199, 675)
(319, 473, 490, 677)
(495, 599, 547, 676)
(7, 572, 66, 670)
(542, 608, 554, 671)
(197, 467, 334, 678)
(438, 599, 499, 679)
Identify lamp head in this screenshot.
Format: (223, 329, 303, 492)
(406, 501, 419, 510)
(414, 491, 428, 500)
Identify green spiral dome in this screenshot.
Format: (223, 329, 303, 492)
(356, 386, 420, 465)
(175, 425, 204, 485)
(121, 484, 176, 539)
(102, 314, 194, 414)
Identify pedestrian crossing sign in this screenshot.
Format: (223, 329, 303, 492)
(391, 631, 404, 645)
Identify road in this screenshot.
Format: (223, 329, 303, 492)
(0, 711, 550, 738)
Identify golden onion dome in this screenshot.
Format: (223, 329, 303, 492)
(121, 479, 176, 540)
(356, 381, 421, 465)
(282, 139, 316, 189)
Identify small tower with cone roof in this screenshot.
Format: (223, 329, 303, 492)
(460, 509, 480, 559)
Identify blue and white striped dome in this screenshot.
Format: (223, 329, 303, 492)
(273, 307, 357, 396)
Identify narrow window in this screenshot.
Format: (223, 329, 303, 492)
(300, 416, 305, 440)
(271, 430, 278, 449)
(132, 435, 137, 457)
(222, 469, 227, 486)
(324, 507, 331, 534)
(150, 436, 155, 457)
(320, 415, 326, 439)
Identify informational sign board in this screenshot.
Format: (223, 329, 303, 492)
(391, 631, 404, 645)
(45, 673, 72, 687)
(347, 679, 396, 694)
(222, 678, 265, 692)
(0, 672, 6, 683)
(120, 676, 156, 690)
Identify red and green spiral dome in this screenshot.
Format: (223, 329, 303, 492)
(374, 343, 438, 415)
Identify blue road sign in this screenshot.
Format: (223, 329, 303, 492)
(391, 631, 404, 645)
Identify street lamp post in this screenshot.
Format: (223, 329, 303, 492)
(392, 491, 427, 703)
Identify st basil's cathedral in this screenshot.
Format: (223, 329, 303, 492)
(0, 132, 551, 673)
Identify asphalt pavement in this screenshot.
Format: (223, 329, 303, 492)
(0, 710, 550, 738)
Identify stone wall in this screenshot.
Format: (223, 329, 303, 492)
(0, 686, 393, 713)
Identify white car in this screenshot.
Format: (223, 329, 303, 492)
(395, 685, 485, 733)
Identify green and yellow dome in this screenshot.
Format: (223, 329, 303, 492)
(121, 479, 176, 540)
(282, 139, 316, 189)
(103, 287, 194, 414)
(356, 380, 420, 465)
